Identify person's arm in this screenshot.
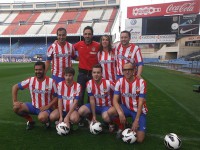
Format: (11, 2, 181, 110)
(113, 94, 126, 125)
(90, 96, 97, 122)
(58, 98, 63, 123)
(40, 96, 58, 111)
(64, 99, 78, 127)
(131, 97, 144, 131)
(45, 60, 51, 74)
(136, 65, 143, 79)
(12, 84, 23, 109)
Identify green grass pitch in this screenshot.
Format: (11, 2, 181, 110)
(0, 63, 200, 149)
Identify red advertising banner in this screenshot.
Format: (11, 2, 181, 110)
(127, 0, 200, 18)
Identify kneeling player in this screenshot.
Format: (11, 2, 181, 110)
(108, 62, 148, 143)
(78, 64, 115, 129)
(12, 62, 58, 130)
(50, 67, 81, 129)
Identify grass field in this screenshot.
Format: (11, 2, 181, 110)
(0, 63, 200, 150)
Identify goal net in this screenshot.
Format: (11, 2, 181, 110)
(1, 54, 31, 63)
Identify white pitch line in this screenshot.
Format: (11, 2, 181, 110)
(147, 79, 200, 122)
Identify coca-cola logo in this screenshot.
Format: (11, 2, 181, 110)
(166, 2, 195, 13)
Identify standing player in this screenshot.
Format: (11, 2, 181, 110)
(114, 30, 143, 80)
(108, 62, 148, 142)
(12, 61, 58, 130)
(78, 64, 115, 127)
(74, 26, 99, 108)
(50, 67, 81, 128)
(97, 35, 116, 82)
(45, 27, 76, 83)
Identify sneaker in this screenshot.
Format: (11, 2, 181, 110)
(78, 122, 85, 127)
(85, 118, 91, 127)
(26, 121, 35, 130)
(116, 129, 123, 139)
(45, 121, 51, 129)
(109, 124, 116, 133)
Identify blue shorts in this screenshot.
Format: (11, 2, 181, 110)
(25, 102, 52, 115)
(52, 75, 65, 84)
(85, 103, 110, 115)
(120, 104, 146, 132)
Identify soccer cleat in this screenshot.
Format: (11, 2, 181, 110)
(116, 129, 123, 139)
(108, 124, 116, 133)
(78, 122, 84, 127)
(45, 121, 51, 129)
(26, 121, 35, 130)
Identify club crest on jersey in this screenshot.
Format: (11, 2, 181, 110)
(136, 86, 140, 92)
(92, 47, 96, 51)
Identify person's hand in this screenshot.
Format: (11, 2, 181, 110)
(92, 116, 97, 123)
(118, 112, 126, 125)
(13, 101, 23, 110)
(131, 120, 139, 132)
(39, 105, 49, 111)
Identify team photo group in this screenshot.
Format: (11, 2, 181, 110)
(12, 26, 146, 143)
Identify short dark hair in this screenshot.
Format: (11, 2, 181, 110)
(64, 67, 75, 76)
(92, 64, 102, 72)
(34, 61, 45, 70)
(83, 26, 93, 35)
(121, 30, 131, 38)
(57, 27, 67, 35)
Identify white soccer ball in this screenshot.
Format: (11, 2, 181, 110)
(122, 128, 137, 144)
(56, 122, 70, 135)
(164, 133, 182, 149)
(89, 121, 102, 135)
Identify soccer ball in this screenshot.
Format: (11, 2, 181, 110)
(56, 122, 70, 135)
(122, 128, 137, 144)
(89, 121, 102, 135)
(164, 133, 182, 149)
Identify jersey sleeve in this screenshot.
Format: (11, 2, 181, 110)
(114, 80, 121, 95)
(52, 80, 58, 97)
(46, 45, 54, 60)
(139, 79, 146, 98)
(86, 81, 93, 96)
(57, 82, 62, 99)
(74, 83, 81, 101)
(18, 78, 30, 90)
(134, 47, 144, 66)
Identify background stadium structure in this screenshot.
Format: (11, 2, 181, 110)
(0, 0, 199, 63)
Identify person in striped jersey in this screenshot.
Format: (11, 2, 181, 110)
(108, 62, 148, 143)
(45, 27, 77, 84)
(114, 30, 143, 80)
(49, 67, 81, 129)
(78, 64, 115, 126)
(12, 61, 58, 130)
(97, 35, 116, 82)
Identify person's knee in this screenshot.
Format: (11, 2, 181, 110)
(137, 137, 145, 143)
(38, 115, 48, 123)
(70, 114, 80, 124)
(102, 113, 110, 123)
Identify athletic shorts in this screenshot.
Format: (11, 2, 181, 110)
(52, 75, 65, 84)
(120, 104, 146, 132)
(25, 102, 52, 115)
(85, 103, 110, 115)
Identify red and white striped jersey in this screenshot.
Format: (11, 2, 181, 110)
(114, 43, 143, 75)
(47, 41, 75, 78)
(114, 77, 148, 114)
(18, 76, 57, 109)
(87, 78, 115, 107)
(97, 50, 116, 82)
(57, 81, 81, 112)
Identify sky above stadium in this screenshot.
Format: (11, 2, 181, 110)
(0, 0, 189, 5)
